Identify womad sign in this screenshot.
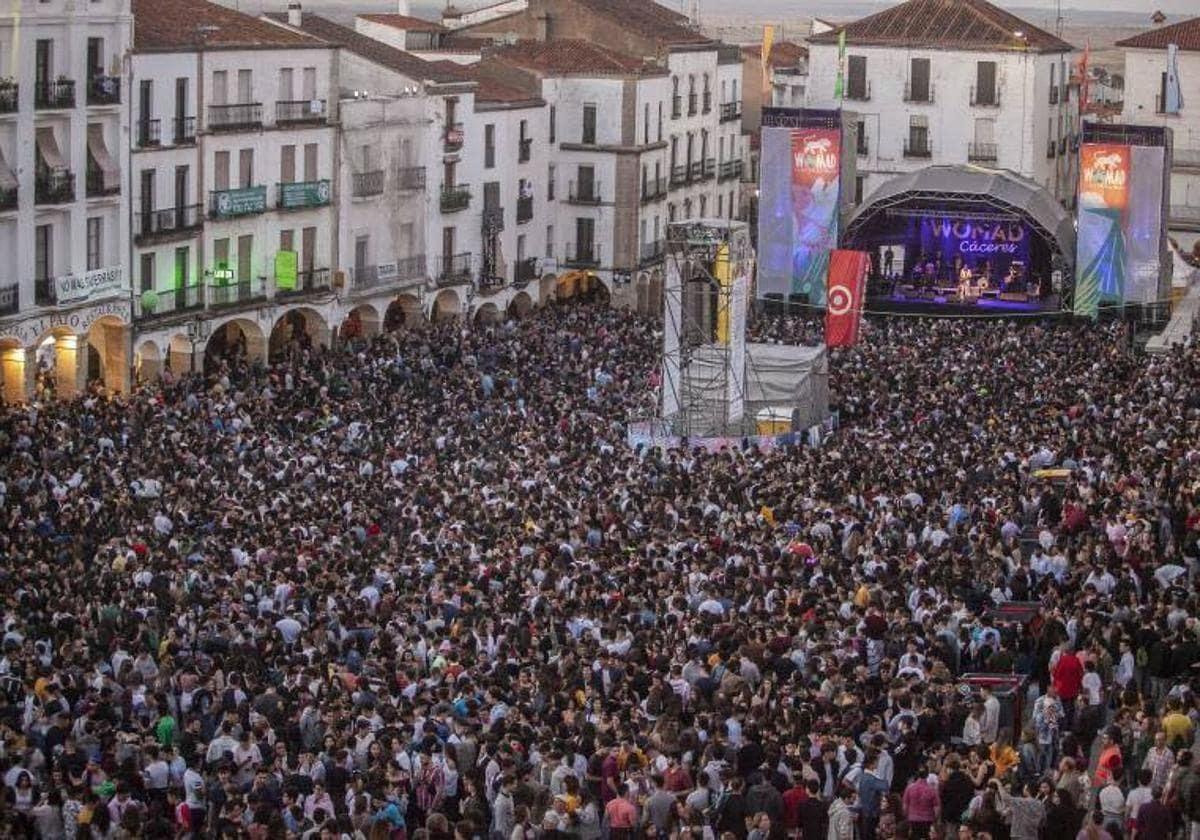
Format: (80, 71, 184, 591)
(0, 298, 131, 345)
(55, 266, 124, 304)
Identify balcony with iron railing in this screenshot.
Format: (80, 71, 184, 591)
(719, 101, 741, 123)
(515, 257, 538, 285)
(0, 187, 16, 211)
(0, 283, 17, 316)
(846, 81, 871, 102)
(86, 166, 119, 198)
(36, 169, 75, 205)
(702, 91, 712, 113)
(970, 86, 1000, 107)
(352, 170, 385, 198)
(444, 122, 464, 152)
(968, 142, 998, 162)
(436, 252, 472, 285)
(903, 138, 932, 159)
(640, 239, 665, 266)
(482, 206, 504, 233)
(209, 185, 268, 219)
(137, 119, 161, 148)
(397, 166, 426, 191)
(564, 242, 601, 268)
(642, 176, 667, 202)
(276, 179, 331, 211)
(903, 81, 934, 104)
(701, 158, 717, 180)
(0, 82, 16, 114)
(353, 255, 427, 291)
(670, 165, 688, 187)
(276, 99, 326, 125)
(518, 138, 532, 163)
(672, 96, 683, 119)
(35, 79, 75, 110)
(568, 180, 601, 205)
(135, 284, 204, 320)
(87, 75, 120, 106)
(277, 268, 332, 298)
(517, 195, 533, 223)
(134, 204, 203, 244)
(688, 92, 698, 116)
(441, 183, 470, 213)
(718, 160, 743, 181)
(688, 161, 703, 181)
(208, 102, 262, 132)
(476, 272, 506, 294)
(208, 276, 266, 307)
(174, 116, 197, 145)
(1049, 86, 1059, 105)
(35, 277, 56, 306)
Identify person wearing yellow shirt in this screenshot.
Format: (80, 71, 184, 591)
(990, 736, 1019, 779)
(1162, 699, 1194, 749)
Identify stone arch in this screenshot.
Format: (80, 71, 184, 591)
(269, 306, 331, 362)
(204, 317, 268, 372)
(85, 314, 131, 394)
(167, 334, 195, 374)
(0, 338, 26, 404)
(135, 340, 163, 383)
(508, 291, 533, 319)
(341, 303, 381, 343)
(32, 326, 81, 400)
(385, 293, 425, 331)
(474, 301, 501, 326)
(431, 288, 461, 322)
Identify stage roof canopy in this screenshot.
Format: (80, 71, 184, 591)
(844, 165, 1076, 264)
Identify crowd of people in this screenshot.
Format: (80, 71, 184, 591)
(0, 298, 1199, 840)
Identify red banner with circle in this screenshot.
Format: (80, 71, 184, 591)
(825, 249, 870, 348)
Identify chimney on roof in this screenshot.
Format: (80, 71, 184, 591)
(287, 2, 302, 27)
(397, 0, 410, 14)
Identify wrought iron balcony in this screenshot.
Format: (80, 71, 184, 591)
(968, 142, 998, 162)
(35, 79, 75, 110)
(208, 277, 265, 307)
(515, 256, 538, 285)
(276, 179, 331, 211)
(276, 99, 327, 125)
(277, 268, 331, 297)
(642, 176, 667, 202)
(0, 82, 16, 114)
(970, 86, 1000, 107)
(135, 284, 204, 320)
(137, 119, 161, 148)
(903, 139, 932, 159)
(173, 116, 197, 145)
(519, 138, 532, 163)
(354, 255, 426, 290)
(397, 166, 426, 192)
(0, 187, 16, 211)
(517, 195, 533, 223)
(640, 240, 665, 266)
(353, 170, 385, 198)
(719, 101, 741, 123)
(209, 103, 262, 131)
(87, 75, 120, 106)
(0, 283, 17, 316)
(35, 278, 56, 306)
(564, 242, 601, 268)
(35, 169, 75, 204)
(702, 91, 712, 113)
(688, 92, 698, 116)
(444, 122, 464, 152)
(670, 165, 688, 187)
(134, 204, 203, 244)
(568, 180, 601, 205)
(903, 82, 934, 103)
(436, 252, 472, 285)
(440, 183, 470, 213)
(846, 81, 871, 102)
(718, 160, 743, 181)
(671, 96, 682, 119)
(702, 158, 717, 180)
(688, 161, 703, 181)
(86, 167, 120, 198)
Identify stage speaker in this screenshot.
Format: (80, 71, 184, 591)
(787, 292, 810, 315)
(763, 293, 784, 316)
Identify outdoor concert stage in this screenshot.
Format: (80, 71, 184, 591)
(867, 291, 1062, 317)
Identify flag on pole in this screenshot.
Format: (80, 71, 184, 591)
(761, 25, 776, 102)
(834, 29, 846, 101)
(1167, 43, 1185, 114)
(1077, 39, 1090, 115)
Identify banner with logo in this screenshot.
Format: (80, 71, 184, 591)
(1075, 144, 1130, 318)
(789, 129, 841, 306)
(275, 250, 298, 291)
(825, 249, 869, 348)
(55, 266, 124, 305)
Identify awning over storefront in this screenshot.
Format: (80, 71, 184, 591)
(87, 125, 120, 191)
(35, 126, 66, 169)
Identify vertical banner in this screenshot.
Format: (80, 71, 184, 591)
(275, 250, 298, 291)
(825, 249, 869, 348)
(1074, 144, 1130, 319)
(790, 128, 841, 306)
(1166, 44, 1184, 114)
(761, 25, 775, 102)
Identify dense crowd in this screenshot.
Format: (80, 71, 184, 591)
(1, 299, 1200, 840)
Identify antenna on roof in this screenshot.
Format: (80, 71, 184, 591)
(1055, 0, 1063, 38)
(688, 0, 701, 31)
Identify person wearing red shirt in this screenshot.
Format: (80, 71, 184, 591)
(782, 775, 809, 833)
(1052, 644, 1084, 731)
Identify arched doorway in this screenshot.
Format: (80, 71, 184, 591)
(269, 307, 331, 361)
(0, 339, 26, 404)
(204, 318, 267, 372)
(508, 291, 533, 319)
(85, 315, 131, 394)
(167, 334, 194, 374)
(474, 302, 501, 326)
(32, 328, 79, 399)
(135, 340, 163, 383)
(432, 289, 461, 323)
(385, 294, 424, 331)
(539, 274, 557, 306)
(341, 304, 381, 343)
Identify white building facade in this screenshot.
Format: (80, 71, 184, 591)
(805, 0, 1077, 208)
(0, 0, 132, 403)
(1118, 18, 1200, 251)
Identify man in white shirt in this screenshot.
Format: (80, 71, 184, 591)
(980, 686, 1001, 745)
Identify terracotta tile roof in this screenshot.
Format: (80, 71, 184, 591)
(572, 0, 709, 46)
(1116, 16, 1200, 51)
(742, 41, 808, 67)
(467, 61, 544, 105)
(491, 39, 659, 76)
(808, 0, 1073, 54)
(133, 0, 323, 50)
(264, 13, 468, 85)
(358, 13, 446, 33)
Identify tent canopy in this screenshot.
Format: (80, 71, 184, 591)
(845, 164, 1076, 264)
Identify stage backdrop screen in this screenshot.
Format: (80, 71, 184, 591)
(1075, 143, 1130, 318)
(757, 127, 842, 305)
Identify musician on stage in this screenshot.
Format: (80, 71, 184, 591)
(958, 262, 974, 300)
